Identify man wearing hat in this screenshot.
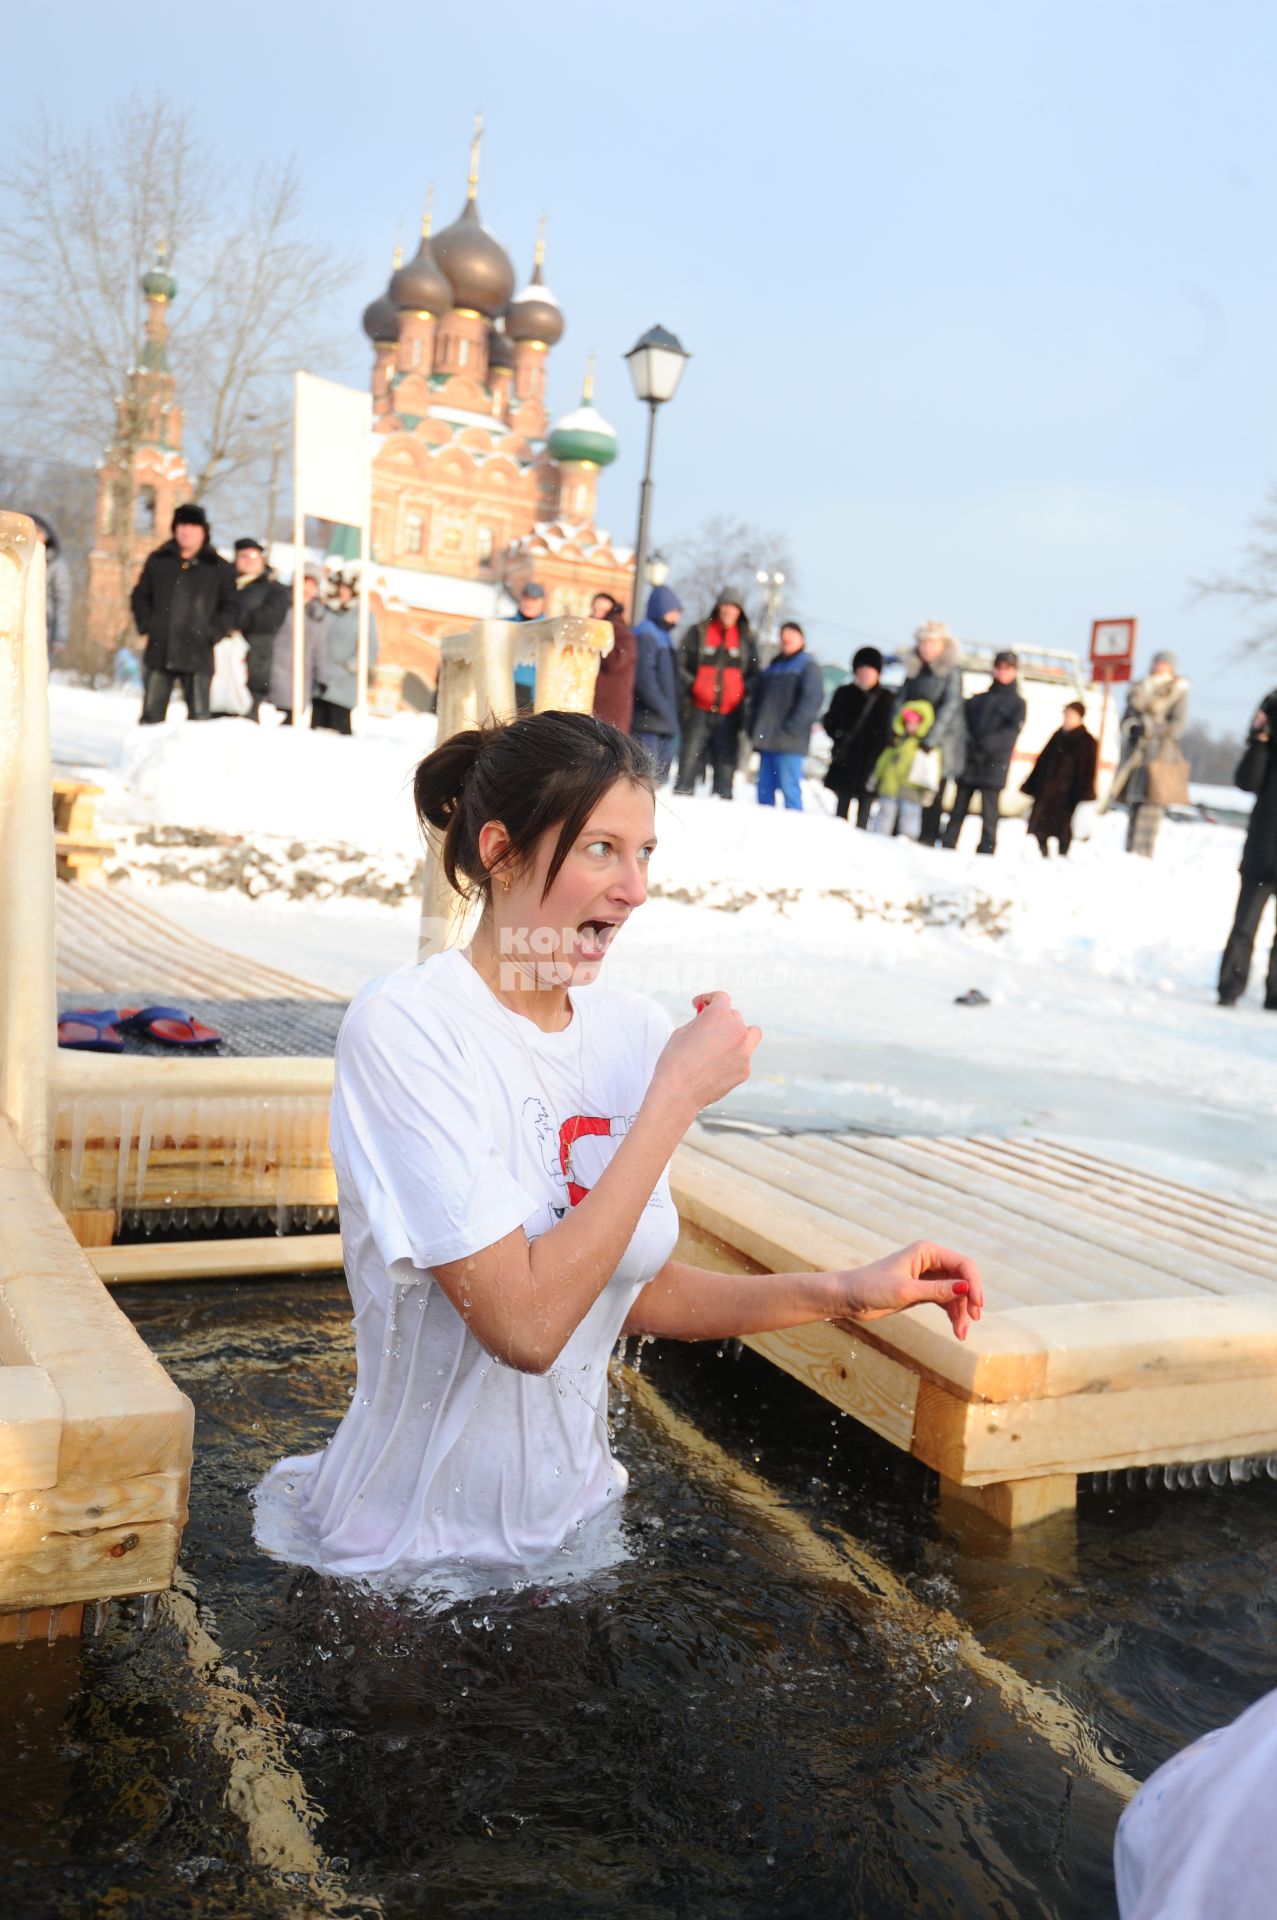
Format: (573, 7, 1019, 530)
(941, 650, 1027, 854)
(822, 646, 895, 827)
(510, 580, 547, 711)
(230, 537, 290, 721)
(132, 503, 238, 724)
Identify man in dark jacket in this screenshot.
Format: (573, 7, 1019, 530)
(231, 537, 290, 721)
(942, 650, 1028, 853)
(631, 583, 683, 780)
(894, 619, 967, 844)
(749, 622, 825, 809)
(1021, 701, 1097, 855)
(823, 646, 894, 827)
(132, 504, 238, 724)
(590, 593, 637, 732)
(673, 588, 759, 799)
(1219, 691, 1277, 1009)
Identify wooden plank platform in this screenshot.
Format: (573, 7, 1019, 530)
(668, 1124, 1277, 1530)
(55, 881, 340, 1002)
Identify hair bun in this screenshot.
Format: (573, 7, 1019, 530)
(413, 728, 483, 831)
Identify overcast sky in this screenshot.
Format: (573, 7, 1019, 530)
(7, 0, 1277, 723)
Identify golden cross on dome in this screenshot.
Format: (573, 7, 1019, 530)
(582, 353, 596, 404)
(468, 113, 483, 199)
(421, 184, 435, 238)
(534, 213, 547, 269)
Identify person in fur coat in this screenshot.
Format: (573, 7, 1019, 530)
(1021, 701, 1098, 856)
(1107, 651, 1191, 857)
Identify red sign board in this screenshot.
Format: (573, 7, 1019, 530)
(1090, 618, 1137, 685)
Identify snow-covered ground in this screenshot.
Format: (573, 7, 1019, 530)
(50, 683, 1277, 1207)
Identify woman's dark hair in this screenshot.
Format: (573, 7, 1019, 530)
(1065, 699, 1086, 718)
(414, 709, 655, 902)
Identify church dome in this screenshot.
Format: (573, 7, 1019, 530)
(548, 368, 618, 467)
(486, 319, 515, 374)
(141, 245, 177, 302)
(389, 219, 451, 318)
(505, 227, 564, 345)
(433, 195, 515, 318)
(363, 250, 402, 343)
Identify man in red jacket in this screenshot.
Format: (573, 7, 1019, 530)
(673, 588, 759, 798)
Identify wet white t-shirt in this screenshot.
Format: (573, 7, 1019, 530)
(253, 948, 679, 1582)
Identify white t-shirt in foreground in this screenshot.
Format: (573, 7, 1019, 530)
(1116, 1686, 1277, 1919)
(253, 948, 679, 1582)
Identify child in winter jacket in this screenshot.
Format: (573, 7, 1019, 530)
(869, 700, 937, 840)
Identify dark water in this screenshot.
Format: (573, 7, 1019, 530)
(6, 1276, 1277, 1919)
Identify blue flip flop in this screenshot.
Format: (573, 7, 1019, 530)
(57, 1009, 124, 1052)
(118, 1005, 223, 1049)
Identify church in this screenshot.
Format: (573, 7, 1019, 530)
(354, 121, 635, 685)
(85, 122, 634, 689)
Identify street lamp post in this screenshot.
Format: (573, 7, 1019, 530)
(756, 567, 786, 660)
(624, 325, 690, 624)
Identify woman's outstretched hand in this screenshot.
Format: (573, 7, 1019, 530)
(649, 990, 762, 1119)
(832, 1242, 984, 1341)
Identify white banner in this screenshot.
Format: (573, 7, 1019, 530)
(291, 373, 373, 723)
(294, 372, 371, 525)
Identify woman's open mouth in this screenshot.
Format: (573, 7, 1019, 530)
(575, 918, 622, 959)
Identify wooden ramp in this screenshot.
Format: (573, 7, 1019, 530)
(55, 881, 339, 1001)
(670, 1125, 1277, 1530)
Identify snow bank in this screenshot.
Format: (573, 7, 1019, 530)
(116, 708, 438, 855)
(51, 685, 1254, 1005)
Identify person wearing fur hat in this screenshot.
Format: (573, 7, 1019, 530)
(1218, 690, 1277, 1008)
(132, 503, 238, 724)
(894, 620, 967, 844)
(674, 588, 759, 799)
(1107, 651, 1191, 857)
(823, 646, 895, 826)
(631, 583, 684, 781)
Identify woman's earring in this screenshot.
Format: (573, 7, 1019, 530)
(500, 874, 511, 894)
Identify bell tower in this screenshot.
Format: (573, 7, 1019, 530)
(86, 245, 191, 652)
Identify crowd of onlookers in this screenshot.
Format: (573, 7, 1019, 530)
(31, 502, 1277, 1012)
(553, 578, 1273, 1012)
(94, 503, 374, 734)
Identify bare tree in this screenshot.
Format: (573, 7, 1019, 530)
(663, 515, 799, 626)
(1180, 720, 1246, 786)
(1194, 483, 1277, 660)
(0, 94, 354, 533)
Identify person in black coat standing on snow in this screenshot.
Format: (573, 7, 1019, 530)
(823, 646, 894, 826)
(1218, 690, 1277, 1009)
(942, 650, 1027, 854)
(230, 537, 290, 721)
(132, 504, 238, 724)
(1021, 701, 1097, 856)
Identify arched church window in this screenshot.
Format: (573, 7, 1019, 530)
(135, 487, 157, 534)
(476, 525, 494, 564)
(410, 338, 422, 369)
(458, 339, 470, 368)
(405, 512, 424, 555)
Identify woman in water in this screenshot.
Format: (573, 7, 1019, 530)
(256, 711, 982, 1584)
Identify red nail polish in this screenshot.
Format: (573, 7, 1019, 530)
(953, 1281, 970, 1295)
